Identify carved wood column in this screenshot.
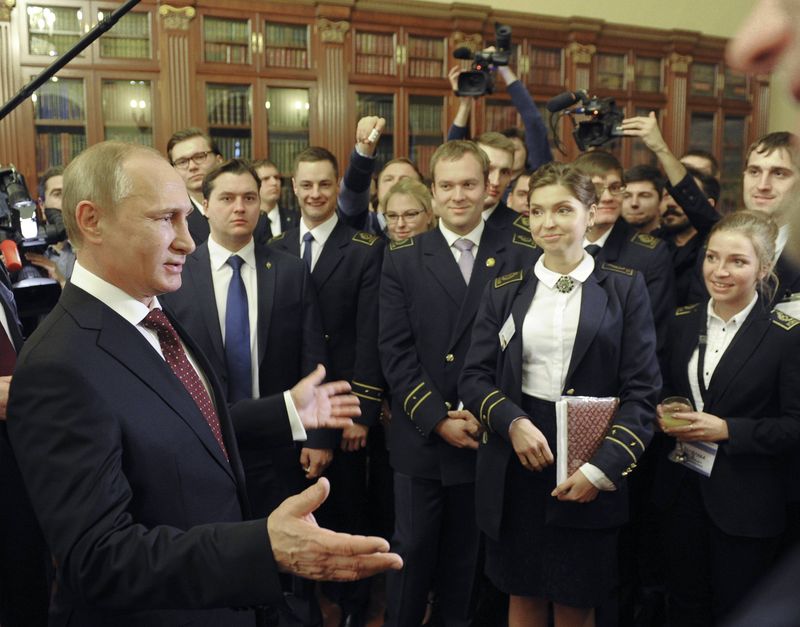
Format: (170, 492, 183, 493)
(565, 42, 595, 93)
(0, 1, 36, 182)
(315, 8, 350, 167)
(157, 3, 196, 149)
(664, 52, 692, 157)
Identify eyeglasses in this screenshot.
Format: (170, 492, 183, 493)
(594, 182, 626, 197)
(173, 151, 215, 170)
(385, 210, 425, 223)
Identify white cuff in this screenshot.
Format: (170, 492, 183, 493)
(580, 463, 616, 491)
(354, 144, 377, 159)
(283, 390, 307, 441)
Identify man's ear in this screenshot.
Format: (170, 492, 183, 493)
(75, 200, 104, 244)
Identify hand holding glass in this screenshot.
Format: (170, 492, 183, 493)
(661, 396, 693, 429)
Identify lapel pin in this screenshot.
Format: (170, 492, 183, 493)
(486, 257, 496, 267)
(265, 261, 272, 269)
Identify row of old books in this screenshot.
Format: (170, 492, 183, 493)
(265, 48, 308, 69)
(356, 32, 395, 56)
(214, 135, 253, 161)
(265, 23, 307, 48)
(204, 42, 249, 64)
(35, 80, 84, 121)
(355, 55, 395, 76)
(99, 36, 150, 60)
(409, 103, 443, 134)
(358, 97, 394, 124)
(407, 36, 444, 59)
(486, 105, 518, 131)
(268, 137, 308, 174)
(204, 17, 249, 44)
(407, 59, 444, 79)
(207, 87, 251, 126)
(36, 131, 87, 172)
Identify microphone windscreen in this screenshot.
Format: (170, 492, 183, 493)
(546, 90, 581, 113)
(453, 47, 474, 60)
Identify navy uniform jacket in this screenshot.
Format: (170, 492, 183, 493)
(161, 242, 328, 513)
(378, 223, 538, 486)
(7, 284, 285, 627)
(459, 264, 661, 540)
(253, 208, 301, 248)
(653, 300, 800, 538)
(595, 220, 675, 354)
(270, 220, 386, 434)
(486, 200, 530, 235)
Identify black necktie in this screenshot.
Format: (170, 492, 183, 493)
(302, 232, 315, 270)
(585, 244, 601, 258)
(224, 255, 251, 403)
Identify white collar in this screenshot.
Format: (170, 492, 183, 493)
(534, 252, 595, 289)
(207, 236, 256, 272)
(70, 260, 159, 325)
(583, 225, 613, 249)
(707, 292, 759, 327)
(438, 218, 485, 249)
(190, 195, 205, 217)
(300, 212, 338, 247)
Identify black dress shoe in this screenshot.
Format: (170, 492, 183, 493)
(339, 609, 366, 627)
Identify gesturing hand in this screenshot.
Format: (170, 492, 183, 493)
(290, 364, 360, 430)
(619, 111, 669, 153)
(509, 417, 554, 471)
(355, 116, 386, 157)
(268, 478, 403, 581)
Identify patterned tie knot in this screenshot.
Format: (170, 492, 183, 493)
(227, 254, 244, 273)
(142, 308, 173, 337)
(303, 231, 315, 243)
(555, 275, 576, 294)
(454, 238, 474, 253)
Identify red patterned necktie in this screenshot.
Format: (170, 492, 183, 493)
(141, 308, 229, 460)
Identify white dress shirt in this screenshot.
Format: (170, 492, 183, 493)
(688, 294, 759, 412)
(266, 206, 282, 237)
(190, 196, 206, 217)
(299, 213, 338, 272)
(582, 226, 613, 250)
(439, 219, 485, 263)
(520, 253, 614, 490)
(776, 224, 789, 262)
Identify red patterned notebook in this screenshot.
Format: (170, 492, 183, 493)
(555, 396, 619, 485)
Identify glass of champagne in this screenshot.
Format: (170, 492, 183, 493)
(662, 396, 693, 463)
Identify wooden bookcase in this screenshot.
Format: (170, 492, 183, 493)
(0, 0, 769, 199)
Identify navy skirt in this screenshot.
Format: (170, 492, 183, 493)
(485, 395, 619, 608)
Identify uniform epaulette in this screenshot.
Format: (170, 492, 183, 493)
(353, 231, 379, 246)
(772, 309, 800, 331)
(630, 233, 660, 250)
(675, 303, 701, 316)
(389, 238, 414, 251)
(494, 270, 524, 288)
(512, 214, 530, 233)
(268, 231, 286, 242)
(600, 262, 635, 277)
(512, 232, 538, 249)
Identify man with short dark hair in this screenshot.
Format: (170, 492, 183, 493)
(379, 140, 538, 627)
(622, 165, 664, 234)
(680, 148, 720, 178)
(167, 127, 223, 245)
(251, 158, 299, 245)
(476, 132, 529, 234)
(270, 146, 386, 627)
(6, 141, 401, 627)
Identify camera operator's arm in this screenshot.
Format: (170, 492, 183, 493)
(621, 111, 719, 232)
(447, 65, 473, 141)
(337, 117, 385, 230)
(25, 252, 66, 288)
(497, 65, 553, 170)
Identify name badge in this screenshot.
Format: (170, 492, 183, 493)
(674, 441, 718, 476)
(499, 314, 515, 351)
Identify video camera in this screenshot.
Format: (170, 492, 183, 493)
(453, 23, 512, 97)
(0, 165, 62, 319)
(545, 90, 625, 151)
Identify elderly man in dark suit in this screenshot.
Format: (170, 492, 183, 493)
(5, 141, 401, 627)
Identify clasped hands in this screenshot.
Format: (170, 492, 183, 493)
(656, 404, 729, 442)
(509, 417, 599, 503)
(434, 409, 482, 449)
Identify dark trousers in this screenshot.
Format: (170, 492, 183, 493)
(385, 473, 480, 627)
(0, 426, 50, 627)
(661, 476, 779, 626)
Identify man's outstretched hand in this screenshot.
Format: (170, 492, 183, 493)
(268, 478, 403, 581)
(290, 364, 361, 430)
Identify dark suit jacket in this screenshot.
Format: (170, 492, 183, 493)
(459, 263, 660, 539)
(270, 220, 386, 437)
(653, 300, 800, 538)
(6, 284, 285, 627)
(253, 207, 301, 248)
(161, 242, 328, 514)
(595, 220, 676, 354)
(378, 223, 538, 486)
(188, 200, 211, 246)
(486, 200, 530, 235)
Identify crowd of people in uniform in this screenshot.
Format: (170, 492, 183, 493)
(2, 55, 800, 627)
